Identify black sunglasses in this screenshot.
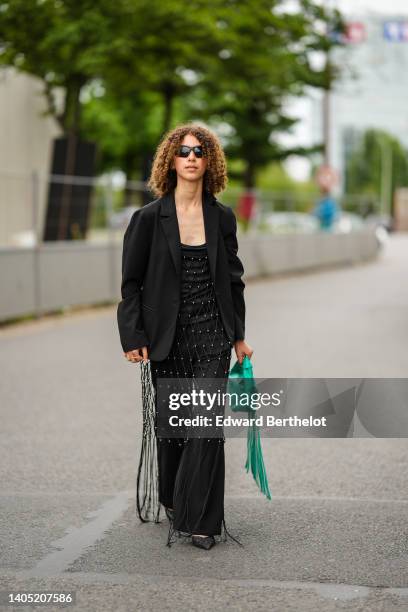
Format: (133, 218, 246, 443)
(175, 145, 204, 158)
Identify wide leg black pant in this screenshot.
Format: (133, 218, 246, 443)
(150, 350, 231, 536)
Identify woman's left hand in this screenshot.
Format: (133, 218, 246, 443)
(234, 339, 254, 364)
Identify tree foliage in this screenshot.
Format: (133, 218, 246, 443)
(0, 0, 345, 187)
(345, 129, 408, 213)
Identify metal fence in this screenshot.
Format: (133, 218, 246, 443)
(0, 170, 381, 247)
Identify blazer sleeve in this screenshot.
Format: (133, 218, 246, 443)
(117, 209, 150, 352)
(224, 207, 246, 341)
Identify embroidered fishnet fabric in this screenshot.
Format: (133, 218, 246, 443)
(162, 242, 232, 378)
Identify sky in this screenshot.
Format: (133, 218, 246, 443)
(337, 0, 408, 15)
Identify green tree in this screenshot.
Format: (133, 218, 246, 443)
(0, 0, 345, 193)
(183, 0, 344, 187)
(84, 0, 344, 190)
(107, 0, 220, 135)
(345, 129, 408, 216)
(0, 0, 133, 191)
(81, 0, 223, 191)
(0, 0, 125, 136)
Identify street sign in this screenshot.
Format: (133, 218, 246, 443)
(344, 22, 366, 44)
(383, 21, 408, 43)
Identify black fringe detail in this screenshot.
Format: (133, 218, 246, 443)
(221, 518, 244, 546)
(136, 361, 161, 524)
(136, 361, 244, 549)
(165, 516, 244, 548)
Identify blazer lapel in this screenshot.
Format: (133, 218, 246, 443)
(160, 191, 181, 277)
(202, 189, 219, 283)
(159, 188, 219, 282)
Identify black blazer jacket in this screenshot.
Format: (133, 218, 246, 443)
(117, 188, 246, 361)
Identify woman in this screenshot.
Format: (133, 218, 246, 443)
(117, 123, 253, 550)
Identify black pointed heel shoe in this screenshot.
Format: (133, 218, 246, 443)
(192, 535, 216, 550)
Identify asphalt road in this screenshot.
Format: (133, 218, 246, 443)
(0, 234, 407, 611)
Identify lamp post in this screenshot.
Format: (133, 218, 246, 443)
(379, 136, 393, 219)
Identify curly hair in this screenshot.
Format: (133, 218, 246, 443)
(147, 123, 228, 197)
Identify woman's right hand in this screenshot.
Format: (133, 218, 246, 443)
(124, 346, 149, 363)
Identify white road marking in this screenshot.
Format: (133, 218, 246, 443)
(18, 491, 132, 578)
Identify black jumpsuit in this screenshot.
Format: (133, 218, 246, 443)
(147, 242, 237, 545)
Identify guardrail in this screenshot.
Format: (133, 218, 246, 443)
(0, 228, 381, 322)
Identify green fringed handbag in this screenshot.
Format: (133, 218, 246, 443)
(227, 355, 272, 500)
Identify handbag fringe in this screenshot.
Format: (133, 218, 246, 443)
(245, 421, 272, 500)
(136, 360, 161, 523)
